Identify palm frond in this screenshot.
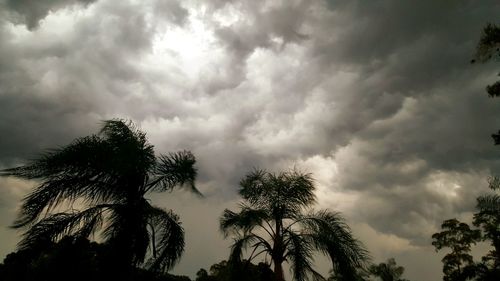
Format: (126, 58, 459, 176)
(12, 173, 120, 228)
(220, 205, 270, 237)
(488, 176, 500, 191)
(146, 206, 185, 272)
(239, 169, 269, 205)
(147, 151, 200, 195)
(99, 119, 155, 183)
(278, 169, 316, 211)
(284, 230, 325, 281)
(17, 204, 113, 250)
(228, 234, 260, 263)
(239, 169, 316, 219)
(477, 194, 500, 214)
(99, 119, 151, 151)
(6, 134, 134, 228)
(300, 210, 371, 279)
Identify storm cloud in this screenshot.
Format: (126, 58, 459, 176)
(0, 1, 499, 280)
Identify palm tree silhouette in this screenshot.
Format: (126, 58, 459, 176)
(220, 169, 370, 281)
(1, 119, 200, 273)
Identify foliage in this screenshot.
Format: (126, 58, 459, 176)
(469, 22, 500, 280)
(0, 119, 200, 273)
(473, 23, 500, 65)
(472, 23, 500, 143)
(431, 22, 500, 281)
(220, 169, 370, 281)
(431, 219, 481, 281)
(0, 236, 192, 281)
(195, 260, 275, 281)
(327, 267, 369, 281)
(369, 258, 410, 281)
(473, 177, 500, 273)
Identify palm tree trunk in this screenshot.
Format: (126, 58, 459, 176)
(273, 217, 285, 281)
(274, 261, 285, 281)
(149, 223, 157, 258)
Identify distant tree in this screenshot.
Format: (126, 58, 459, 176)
(431, 219, 481, 281)
(0, 235, 193, 281)
(369, 258, 410, 281)
(327, 267, 369, 281)
(471, 24, 500, 278)
(472, 23, 500, 143)
(473, 23, 500, 64)
(0, 119, 200, 275)
(195, 268, 214, 281)
(195, 260, 274, 281)
(0, 236, 95, 281)
(472, 177, 500, 281)
(220, 169, 370, 281)
(432, 22, 500, 281)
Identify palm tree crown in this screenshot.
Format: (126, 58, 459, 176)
(1, 119, 200, 273)
(220, 169, 370, 281)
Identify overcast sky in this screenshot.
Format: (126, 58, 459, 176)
(0, 0, 499, 280)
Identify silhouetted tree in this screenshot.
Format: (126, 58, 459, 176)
(0, 119, 200, 275)
(327, 267, 369, 281)
(220, 169, 370, 281)
(473, 177, 500, 272)
(0, 235, 193, 281)
(470, 24, 500, 279)
(196, 268, 215, 281)
(472, 23, 500, 143)
(369, 258, 410, 281)
(432, 219, 481, 281)
(0, 236, 104, 281)
(195, 260, 274, 281)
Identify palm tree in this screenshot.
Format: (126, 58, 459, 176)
(0, 119, 200, 273)
(220, 169, 370, 281)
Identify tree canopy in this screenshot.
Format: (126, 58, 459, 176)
(431, 219, 480, 281)
(0, 119, 200, 274)
(195, 259, 275, 281)
(220, 169, 370, 281)
(368, 258, 409, 281)
(0, 236, 192, 281)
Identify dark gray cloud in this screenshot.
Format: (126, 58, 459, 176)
(3, 0, 97, 30)
(0, 1, 499, 280)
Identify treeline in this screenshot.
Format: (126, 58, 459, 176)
(0, 235, 411, 281)
(0, 235, 270, 281)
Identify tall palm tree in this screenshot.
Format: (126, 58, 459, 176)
(220, 169, 370, 281)
(0, 119, 200, 273)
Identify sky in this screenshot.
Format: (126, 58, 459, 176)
(0, 0, 499, 280)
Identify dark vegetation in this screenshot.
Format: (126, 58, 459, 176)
(0, 120, 374, 281)
(0, 236, 191, 281)
(0, 23, 499, 281)
(428, 22, 500, 281)
(195, 260, 275, 281)
(220, 169, 370, 281)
